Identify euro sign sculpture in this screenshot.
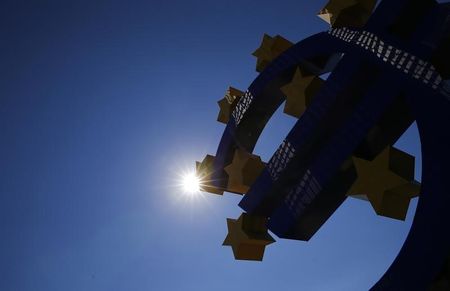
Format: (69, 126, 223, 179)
(197, 0, 450, 289)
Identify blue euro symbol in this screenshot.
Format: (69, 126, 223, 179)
(199, 1, 450, 289)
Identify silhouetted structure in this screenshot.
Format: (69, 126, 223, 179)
(197, 0, 450, 289)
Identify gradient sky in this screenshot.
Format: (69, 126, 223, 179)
(1, 1, 425, 290)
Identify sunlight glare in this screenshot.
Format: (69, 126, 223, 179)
(182, 172, 201, 194)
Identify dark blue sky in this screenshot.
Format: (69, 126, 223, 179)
(1, 1, 423, 290)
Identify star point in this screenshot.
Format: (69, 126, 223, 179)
(222, 213, 275, 261)
(224, 149, 265, 194)
(317, 0, 376, 28)
(196, 155, 224, 195)
(348, 146, 421, 220)
(252, 34, 293, 72)
(217, 87, 244, 124)
(281, 67, 324, 118)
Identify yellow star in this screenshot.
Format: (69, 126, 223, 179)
(318, 0, 357, 26)
(317, 0, 376, 28)
(281, 67, 324, 118)
(252, 34, 292, 72)
(224, 149, 265, 194)
(217, 87, 244, 124)
(348, 146, 420, 220)
(223, 213, 275, 261)
(196, 155, 224, 195)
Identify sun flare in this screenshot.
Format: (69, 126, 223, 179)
(181, 172, 201, 194)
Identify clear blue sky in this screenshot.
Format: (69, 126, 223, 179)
(0, 1, 423, 290)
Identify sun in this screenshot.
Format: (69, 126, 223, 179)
(181, 172, 201, 194)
